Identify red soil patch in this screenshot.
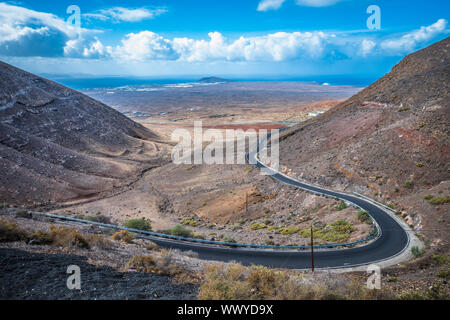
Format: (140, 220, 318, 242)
(202, 124, 286, 132)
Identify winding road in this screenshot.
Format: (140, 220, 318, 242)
(142, 147, 410, 269)
(39, 134, 411, 270)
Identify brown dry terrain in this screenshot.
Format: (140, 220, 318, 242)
(1, 38, 449, 299)
(277, 38, 450, 288)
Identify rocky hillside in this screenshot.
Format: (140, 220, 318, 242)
(0, 61, 167, 207)
(279, 38, 449, 243)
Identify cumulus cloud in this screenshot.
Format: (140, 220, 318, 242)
(359, 39, 376, 57)
(380, 19, 448, 54)
(113, 31, 178, 60)
(0, 3, 447, 65)
(257, 0, 287, 11)
(84, 7, 167, 23)
(113, 30, 328, 62)
(64, 37, 112, 59)
(0, 3, 105, 58)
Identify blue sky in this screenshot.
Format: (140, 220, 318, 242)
(0, 0, 448, 80)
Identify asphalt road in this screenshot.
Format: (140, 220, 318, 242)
(144, 148, 409, 270)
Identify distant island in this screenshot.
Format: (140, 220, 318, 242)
(196, 77, 232, 83)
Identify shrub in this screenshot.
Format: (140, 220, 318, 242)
(249, 223, 266, 231)
(416, 162, 424, 168)
(428, 196, 450, 206)
(29, 230, 53, 245)
(279, 226, 301, 235)
(165, 225, 193, 237)
(48, 226, 90, 249)
(404, 181, 413, 189)
(198, 263, 392, 300)
(357, 210, 370, 223)
(182, 218, 199, 227)
(223, 236, 237, 244)
(0, 218, 26, 242)
(198, 263, 254, 300)
(397, 282, 448, 300)
(411, 246, 424, 258)
(437, 269, 450, 280)
(424, 195, 434, 200)
(336, 201, 347, 211)
(431, 255, 450, 266)
(386, 276, 398, 283)
(145, 242, 159, 251)
(126, 251, 184, 276)
(122, 218, 152, 231)
(299, 220, 355, 243)
(112, 230, 134, 243)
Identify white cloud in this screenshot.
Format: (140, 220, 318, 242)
(84, 7, 167, 23)
(257, 0, 286, 11)
(64, 37, 112, 59)
(295, 0, 343, 7)
(359, 39, 376, 57)
(113, 31, 179, 61)
(380, 19, 448, 54)
(114, 30, 328, 62)
(0, 3, 103, 58)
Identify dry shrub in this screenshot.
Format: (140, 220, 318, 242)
(0, 218, 27, 242)
(125, 250, 184, 277)
(198, 263, 393, 300)
(112, 230, 134, 243)
(198, 263, 255, 300)
(145, 241, 159, 251)
(30, 226, 112, 250)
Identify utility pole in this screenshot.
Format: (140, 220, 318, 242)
(311, 226, 315, 272)
(245, 192, 248, 216)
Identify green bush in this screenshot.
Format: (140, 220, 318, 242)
(182, 218, 199, 227)
(424, 195, 434, 200)
(411, 246, 424, 258)
(165, 225, 193, 237)
(336, 201, 347, 211)
(357, 210, 370, 223)
(249, 223, 267, 231)
(404, 181, 413, 189)
(122, 218, 152, 231)
(431, 255, 450, 266)
(437, 269, 450, 280)
(279, 226, 301, 235)
(223, 236, 237, 243)
(428, 196, 450, 205)
(299, 220, 355, 243)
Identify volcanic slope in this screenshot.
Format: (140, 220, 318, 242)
(0, 61, 169, 207)
(279, 37, 449, 244)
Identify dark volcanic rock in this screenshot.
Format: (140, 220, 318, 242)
(0, 248, 198, 300)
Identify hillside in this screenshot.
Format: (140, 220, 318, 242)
(0, 61, 168, 207)
(279, 37, 449, 244)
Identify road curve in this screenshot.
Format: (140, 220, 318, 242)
(37, 137, 410, 269)
(142, 146, 410, 269)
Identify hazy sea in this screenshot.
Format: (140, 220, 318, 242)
(45, 75, 377, 91)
